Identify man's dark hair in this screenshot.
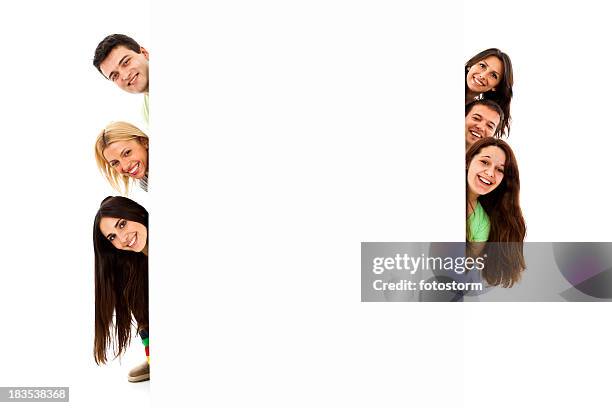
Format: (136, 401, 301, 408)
(93, 34, 142, 76)
(465, 99, 505, 137)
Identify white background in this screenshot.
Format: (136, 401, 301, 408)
(464, 3, 612, 241)
(0, 1, 150, 407)
(0, 1, 611, 407)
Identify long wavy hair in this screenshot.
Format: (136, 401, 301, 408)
(93, 196, 149, 364)
(465, 48, 513, 137)
(466, 138, 526, 287)
(94, 122, 149, 195)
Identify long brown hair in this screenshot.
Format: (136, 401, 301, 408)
(93, 196, 149, 364)
(465, 48, 514, 137)
(466, 138, 526, 287)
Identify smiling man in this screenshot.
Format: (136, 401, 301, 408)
(465, 100, 503, 150)
(94, 37, 151, 384)
(93, 34, 150, 125)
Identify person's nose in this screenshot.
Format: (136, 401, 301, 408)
(484, 166, 494, 178)
(120, 158, 130, 174)
(120, 68, 130, 82)
(119, 229, 130, 246)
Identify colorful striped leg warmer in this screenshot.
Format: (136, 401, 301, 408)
(139, 329, 150, 364)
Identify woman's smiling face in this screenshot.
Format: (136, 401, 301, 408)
(467, 145, 506, 196)
(102, 139, 148, 180)
(466, 55, 503, 94)
(99, 217, 148, 253)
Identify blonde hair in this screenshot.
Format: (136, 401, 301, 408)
(95, 122, 149, 195)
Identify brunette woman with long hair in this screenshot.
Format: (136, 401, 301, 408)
(93, 196, 150, 382)
(465, 48, 513, 137)
(466, 138, 526, 287)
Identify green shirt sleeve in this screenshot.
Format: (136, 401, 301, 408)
(468, 201, 490, 242)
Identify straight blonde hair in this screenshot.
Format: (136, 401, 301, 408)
(95, 122, 148, 195)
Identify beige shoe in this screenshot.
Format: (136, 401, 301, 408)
(128, 361, 150, 383)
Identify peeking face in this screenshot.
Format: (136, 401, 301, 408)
(99, 217, 148, 252)
(465, 104, 501, 148)
(99, 45, 150, 94)
(466, 56, 503, 94)
(102, 139, 148, 180)
(467, 146, 506, 196)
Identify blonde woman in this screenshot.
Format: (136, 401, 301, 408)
(95, 122, 149, 194)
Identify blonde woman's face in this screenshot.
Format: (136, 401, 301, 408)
(103, 139, 148, 179)
(99, 217, 148, 252)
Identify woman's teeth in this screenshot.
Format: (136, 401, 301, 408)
(478, 176, 492, 185)
(474, 76, 485, 86)
(470, 131, 482, 139)
(128, 233, 137, 248)
(128, 162, 140, 175)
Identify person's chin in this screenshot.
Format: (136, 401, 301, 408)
(468, 183, 480, 196)
(469, 79, 487, 93)
(136, 81, 148, 94)
(467, 134, 482, 146)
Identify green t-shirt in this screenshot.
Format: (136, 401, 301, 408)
(468, 201, 490, 242)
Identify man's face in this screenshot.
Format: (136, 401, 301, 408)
(99, 45, 149, 94)
(465, 105, 501, 148)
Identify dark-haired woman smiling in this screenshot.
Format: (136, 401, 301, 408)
(465, 48, 513, 137)
(93, 196, 150, 382)
(466, 138, 526, 287)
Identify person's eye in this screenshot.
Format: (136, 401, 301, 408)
(491, 73, 498, 80)
(479, 63, 485, 68)
(123, 59, 130, 66)
(487, 124, 494, 130)
(497, 168, 504, 174)
(110, 161, 119, 167)
(111, 74, 118, 82)
(124, 149, 131, 157)
(119, 220, 127, 229)
(108, 234, 116, 242)
(480, 160, 488, 165)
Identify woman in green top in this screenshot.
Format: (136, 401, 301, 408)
(466, 138, 526, 287)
